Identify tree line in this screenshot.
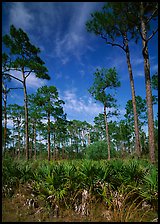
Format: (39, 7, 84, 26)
(2, 2, 158, 163)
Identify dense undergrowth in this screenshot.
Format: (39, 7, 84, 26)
(2, 156, 158, 222)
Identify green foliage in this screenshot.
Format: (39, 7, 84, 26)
(151, 73, 158, 91)
(2, 157, 33, 197)
(125, 96, 147, 128)
(33, 85, 65, 119)
(139, 166, 158, 209)
(88, 67, 120, 107)
(2, 25, 50, 80)
(85, 141, 116, 160)
(2, 156, 158, 215)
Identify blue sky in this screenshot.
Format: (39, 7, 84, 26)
(2, 2, 158, 126)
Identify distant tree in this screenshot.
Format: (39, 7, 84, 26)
(118, 120, 133, 155)
(33, 85, 65, 161)
(28, 93, 44, 159)
(80, 121, 92, 147)
(2, 54, 23, 153)
(89, 67, 120, 160)
(125, 96, 147, 131)
(151, 72, 158, 105)
(151, 72, 158, 91)
(125, 96, 148, 154)
(51, 117, 68, 159)
(2, 25, 50, 160)
(86, 2, 141, 157)
(94, 113, 106, 141)
(8, 104, 25, 158)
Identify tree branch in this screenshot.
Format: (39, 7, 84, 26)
(100, 34, 126, 52)
(2, 73, 23, 83)
(9, 87, 23, 90)
(25, 70, 33, 79)
(134, 25, 145, 41)
(146, 7, 158, 25)
(147, 28, 158, 42)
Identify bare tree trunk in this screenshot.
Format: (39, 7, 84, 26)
(88, 132, 91, 145)
(104, 105, 110, 160)
(62, 144, 65, 159)
(140, 2, 155, 163)
(22, 70, 29, 160)
(124, 35, 141, 157)
(47, 112, 51, 161)
(3, 88, 7, 154)
(34, 123, 36, 160)
(17, 120, 21, 159)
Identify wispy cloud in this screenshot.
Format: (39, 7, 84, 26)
(151, 64, 158, 72)
(8, 70, 47, 89)
(61, 88, 126, 123)
(9, 2, 34, 31)
(131, 58, 144, 66)
(26, 75, 47, 89)
(6, 2, 102, 65)
(53, 2, 102, 64)
(61, 88, 103, 121)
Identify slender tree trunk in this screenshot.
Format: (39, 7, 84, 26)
(3, 89, 7, 154)
(104, 105, 111, 160)
(34, 123, 36, 160)
(22, 70, 29, 160)
(88, 132, 91, 145)
(53, 133, 56, 160)
(30, 138, 33, 159)
(124, 36, 141, 157)
(140, 2, 155, 163)
(62, 144, 65, 159)
(17, 120, 21, 159)
(47, 112, 51, 161)
(12, 126, 15, 156)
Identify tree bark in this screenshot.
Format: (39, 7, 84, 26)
(22, 69, 29, 160)
(104, 105, 111, 160)
(88, 132, 91, 145)
(17, 119, 21, 159)
(62, 145, 65, 159)
(3, 88, 7, 153)
(47, 112, 51, 161)
(34, 123, 36, 160)
(124, 35, 141, 157)
(140, 2, 155, 163)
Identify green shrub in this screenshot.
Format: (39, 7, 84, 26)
(85, 140, 116, 160)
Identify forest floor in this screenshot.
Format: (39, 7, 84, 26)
(2, 183, 157, 222)
(2, 183, 109, 222)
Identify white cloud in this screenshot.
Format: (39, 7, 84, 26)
(6, 2, 102, 65)
(134, 69, 144, 77)
(151, 64, 158, 72)
(8, 70, 47, 89)
(9, 2, 34, 31)
(61, 89, 103, 121)
(53, 2, 102, 64)
(55, 72, 63, 80)
(131, 58, 144, 66)
(26, 74, 47, 89)
(61, 89, 125, 124)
